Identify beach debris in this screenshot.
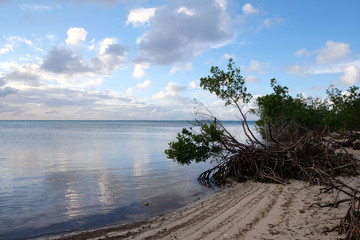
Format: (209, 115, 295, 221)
(144, 202, 149, 206)
(189, 117, 359, 186)
(168, 115, 360, 238)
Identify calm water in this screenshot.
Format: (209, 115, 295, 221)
(0, 120, 254, 239)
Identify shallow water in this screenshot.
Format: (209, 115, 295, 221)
(0, 120, 254, 239)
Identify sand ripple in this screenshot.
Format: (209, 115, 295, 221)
(47, 176, 360, 240)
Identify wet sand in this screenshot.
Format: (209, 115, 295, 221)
(43, 149, 360, 240)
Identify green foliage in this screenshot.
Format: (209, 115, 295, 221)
(166, 58, 360, 167)
(255, 79, 327, 138)
(255, 80, 360, 138)
(164, 123, 224, 165)
(165, 59, 251, 165)
(200, 58, 252, 106)
(326, 85, 360, 132)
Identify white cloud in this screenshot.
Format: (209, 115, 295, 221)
(153, 81, 188, 104)
(3, 58, 108, 91)
(295, 48, 312, 57)
(20, 3, 61, 12)
(189, 80, 201, 89)
(310, 59, 360, 75)
(136, 79, 151, 89)
(286, 63, 310, 77)
(6, 35, 33, 46)
(215, 0, 227, 10)
(133, 62, 149, 79)
(46, 34, 57, 42)
(316, 40, 351, 64)
(247, 60, 268, 74)
(126, 8, 156, 27)
(223, 53, 235, 59)
(340, 65, 360, 85)
(98, 37, 116, 54)
(88, 38, 95, 51)
(242, 3, 258, 15)
(245, 75, 260, 82)
(170, 63, 192, 74)
(40, 38, 128, 76)
(255, 17, 284, 32)
(41, 47, 90, 74)
(134, 1, 233, 65)
(177, 7, 195, 16)
(65, 27, 88, 46)
(0, 44, 13, 54)
(91, 37, 128, 74)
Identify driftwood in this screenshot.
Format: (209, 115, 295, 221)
(192, 114, 360, 239)
(195, 118, 358, 186)
(312, 173, 360, 240)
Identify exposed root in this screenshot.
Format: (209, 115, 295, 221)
(193, 117, 360, 239)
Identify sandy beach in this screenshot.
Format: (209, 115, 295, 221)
(44, 178, 357, 240)
(38, 150, 359, 240)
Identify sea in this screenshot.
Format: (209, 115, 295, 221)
(0, 120, 256, 239)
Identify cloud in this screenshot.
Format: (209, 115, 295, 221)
(0, 77, 6, 86)
(53, 0, 129, 8)
(295, 48, 312, 57)
(316, 40, 351, 64)
(247, 60, 268, 74)
(1, 56, 102, 90)
(136, 79, 151, 89)
(42, 37, 128, 75)
(255, 17, 284, 32)
(235, 3, 283, 34)
(308, 86, 322, 91)
(0, 86, 18, 97)
(134, 0, 233, 65)
(133, 62, 150, 79)
(153, 81, 189, 104)
(2, 35, 44, 53)
(286, 63, 310, 77)
(91, 37, 128, 74)
(170, 63, 192, 74)
(65, 27, 88, 46)
(0, 84, 150, 120)
(6, 35, 33, 46)
(245, 75, 260, 82)
(126, 8, 156, 27)
(5, 63, 43, 87)
(290, 42, 359, 78)
(41, 46, 90, 74)
(0, 44, 13, 54)
(20, 3, 61, 12)
(177, 7, 195, 16)
(215, 0, 227, 10)
(242, 3, 258, 15)
(223, 53, 235, 60)
(340, 65, 360, 85)
(46, 34, 57, 42)
(189, 80, 201, 89)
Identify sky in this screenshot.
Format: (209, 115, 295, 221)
(0, 0, 359, 120)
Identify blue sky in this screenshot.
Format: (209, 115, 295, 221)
(0, 0, 359, 120)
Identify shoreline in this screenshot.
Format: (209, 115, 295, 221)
(41, 149, 360, 240)
(43, 177, 360, 240)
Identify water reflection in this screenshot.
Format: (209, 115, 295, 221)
(0, 121, 253, 239)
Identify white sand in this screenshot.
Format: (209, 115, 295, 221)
(48, 148, 360, 240)
(49, 176, 360, 240)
